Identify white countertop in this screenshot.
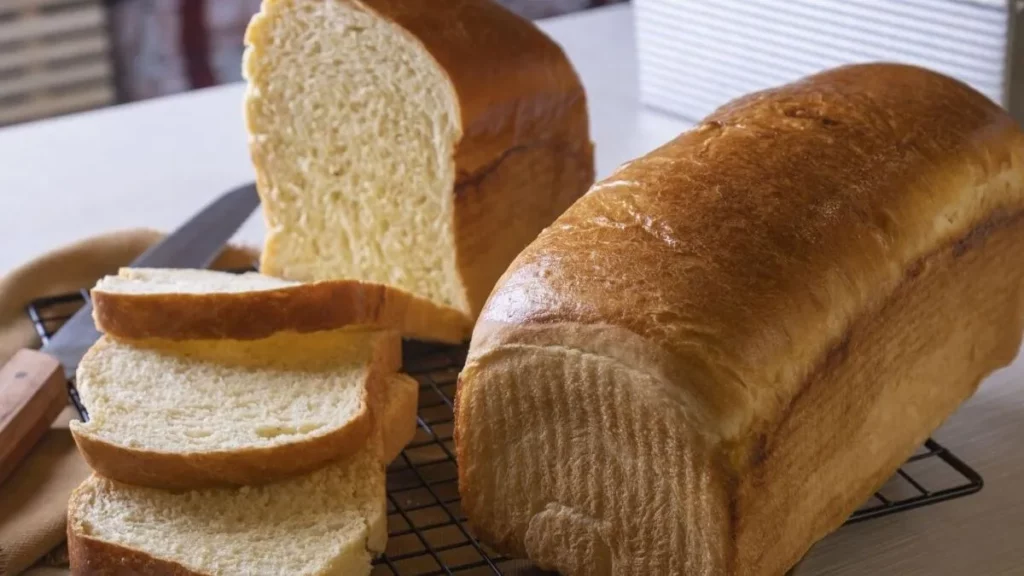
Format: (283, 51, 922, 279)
(1, 4, 1021, 574)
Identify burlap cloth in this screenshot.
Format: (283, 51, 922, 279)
(0, 229, 258, 576)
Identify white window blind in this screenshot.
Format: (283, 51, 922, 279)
(635, 0, 1012, 122)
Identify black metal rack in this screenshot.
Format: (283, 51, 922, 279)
(27, 290, 984, 575)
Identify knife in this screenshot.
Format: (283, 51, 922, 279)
(0, 183, 260, 485)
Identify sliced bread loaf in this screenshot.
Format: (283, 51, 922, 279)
(68, 373, 418, 576)
(70, 328, 400, 490)
(93, 268, 472, 343)
(68, 448, 385, 576)
(243, 0, 594, 320)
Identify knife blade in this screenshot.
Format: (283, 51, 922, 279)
(0, 182, 259, 485)
(44, 182, 260, 381)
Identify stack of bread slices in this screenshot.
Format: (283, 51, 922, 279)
(66, 0, 596, 572)
(66, 269, 426, 575)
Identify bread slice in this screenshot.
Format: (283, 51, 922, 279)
(92, 267, 472, 343)
(67, 373, 417, 576)
(70, 328, 400, 490)
(243, 0, 594, 320)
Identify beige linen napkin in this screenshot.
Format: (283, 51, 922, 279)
(0, 229, 258, 576)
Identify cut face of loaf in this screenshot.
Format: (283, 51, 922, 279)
(243, 0, 594, 318)
(455, 63, 1024, 575)
(92, 268, 472, 343)
(68, 373, 419, 576)
(70, 329, 401, 490)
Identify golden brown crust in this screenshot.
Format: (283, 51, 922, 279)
(69, 392, 372, 490)
(477, 63, 1024, 438)
(733, 211, 1024, 574)
(457, 63, 1024, 575)
(453, 141, 594, 318)
(355, 0, 592, 172)
(340, 0, 594, 316)
(376, 373, 419, 465)
(92, 279, 472, 344)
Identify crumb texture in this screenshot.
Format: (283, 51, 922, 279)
(244, 0, 595, 318)
(71, 446, 385, 576)
(245, 0, 463, 310)
(73, 336, 367, 453)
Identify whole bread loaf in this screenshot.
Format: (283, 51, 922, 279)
(244, 0, 594, 322)
(455, 63, 1024, 575)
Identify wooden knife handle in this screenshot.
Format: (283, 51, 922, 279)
(0, 349, 67, 487)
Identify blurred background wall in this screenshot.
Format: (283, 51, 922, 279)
(0, 0, 627, 127)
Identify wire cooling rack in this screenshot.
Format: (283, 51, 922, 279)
(28, 290, 984, 575)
